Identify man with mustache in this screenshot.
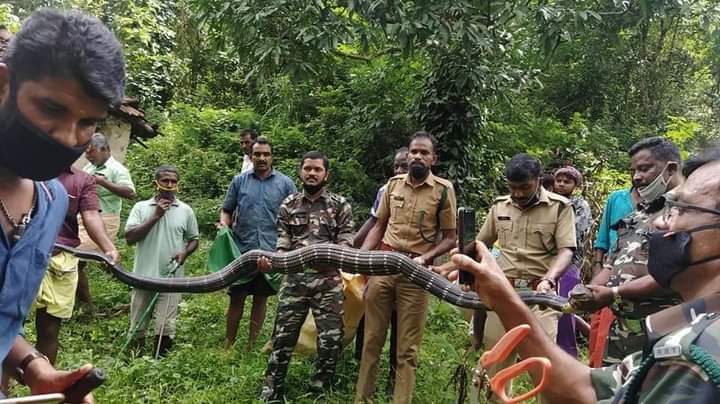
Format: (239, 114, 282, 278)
(0, 8, 125, 402)
(445, 148, 720, 403)
(125, 165, 199, 356)
(355, 131, 457, 404)
(239, 128, 257, 174)
(76, 132, 136, 313)
(258, 151, 354, 401)
(473, 153, 576, 400)
(219, 137, 296, 351)
(583, 137, 683, 367)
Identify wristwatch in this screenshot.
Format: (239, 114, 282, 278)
(612, 286, 622, 305)
(16, 350, 49, 385)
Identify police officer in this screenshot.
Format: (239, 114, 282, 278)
(474, 153, 576, 399)
(578, 137, 684, 365)
(355, 131, 457, 404)
(258, 151, 353, 401)
(448, 148, 720, 403)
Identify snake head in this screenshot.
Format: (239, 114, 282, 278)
(568, 284, 603, 313)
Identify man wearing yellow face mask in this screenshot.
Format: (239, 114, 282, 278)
(124, 165, 200, 356)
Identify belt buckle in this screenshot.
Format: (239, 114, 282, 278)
(514, 278, 531, 291)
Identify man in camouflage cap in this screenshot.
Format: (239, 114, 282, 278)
(258, 151, 354, 401)
(446, 147, 720, 403)
(581, 137, 683, 365)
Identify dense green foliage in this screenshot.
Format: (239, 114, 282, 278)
(4, 0, 720, 212)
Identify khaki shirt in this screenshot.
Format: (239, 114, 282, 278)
(376, 173, 457, 255)
(476, 187, 576, 278)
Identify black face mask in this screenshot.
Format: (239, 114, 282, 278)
(648, 224, 720, 289)
(409, 162, 429, 180)
(0, 96, 87, 180)
(303, 180, 326, 195)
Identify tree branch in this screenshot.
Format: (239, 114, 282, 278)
(332, 47, 400, 62)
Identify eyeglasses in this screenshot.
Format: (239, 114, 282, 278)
(663, 198, 720, 222)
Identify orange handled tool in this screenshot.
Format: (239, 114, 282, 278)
(474, 324, 552, 404)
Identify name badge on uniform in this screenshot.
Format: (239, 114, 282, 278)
(498, 216, 511, 221)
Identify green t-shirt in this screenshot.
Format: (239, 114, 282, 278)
(83, 156, 135, 215)
(125, 197, 199, 278)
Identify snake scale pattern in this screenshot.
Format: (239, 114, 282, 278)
(56, 243, 577, 313)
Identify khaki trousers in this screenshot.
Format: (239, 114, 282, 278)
(355, 274, 429, 404)
(483, 305, 560, 404)
(129, 289, 181, 339)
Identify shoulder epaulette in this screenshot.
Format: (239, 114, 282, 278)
(547, 191, 571, 205)
(434, 176, 453, 189)
(389, 174, 408, 182)
(494, 195, 511, 203)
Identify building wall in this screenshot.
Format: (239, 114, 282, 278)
(73, 116, 131, 169)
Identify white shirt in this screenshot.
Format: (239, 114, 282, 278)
(241, 154, 253, 173)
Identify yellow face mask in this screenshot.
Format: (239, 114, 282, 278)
(154, 180, 179, 193)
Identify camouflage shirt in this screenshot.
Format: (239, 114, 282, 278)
(604, 197, 680, 318)
(276, 189, 354, 283)
(591, 293, 720, 403)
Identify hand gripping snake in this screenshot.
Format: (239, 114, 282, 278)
(56, 243, 585, 314)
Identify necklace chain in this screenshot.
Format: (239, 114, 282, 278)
(0, 196, 35, 241)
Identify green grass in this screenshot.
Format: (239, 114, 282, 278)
(17, 239, 558, 403)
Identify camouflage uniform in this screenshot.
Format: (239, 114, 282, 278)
(591, 293, 720, 403)
(602, 197, 681, 365)
(262, 189, 354, 397)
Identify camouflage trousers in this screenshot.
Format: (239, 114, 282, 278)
(603, 316, 646, 366)
(264, 272, 344, 389)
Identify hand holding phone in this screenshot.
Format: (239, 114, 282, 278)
(458, 207, 476, 285)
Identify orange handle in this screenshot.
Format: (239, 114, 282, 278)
(490, 357, 552, 404)
(480, 324, 531, 368)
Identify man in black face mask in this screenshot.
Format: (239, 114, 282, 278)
(468, 153, 576, 401)
(443, 148, 720, 403)
(578, 137, 683, 367)
(0, 9, 124, 402)
(356, 132, 457, 404)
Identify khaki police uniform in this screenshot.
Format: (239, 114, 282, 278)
(476, 186, 575, 402)
(355, 173, 457, 404)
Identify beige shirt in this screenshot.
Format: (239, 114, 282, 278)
(376, 173, 457, 255)
(476, 187, 576, 278)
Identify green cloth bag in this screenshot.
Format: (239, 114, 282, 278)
(207, 226, 281, 291)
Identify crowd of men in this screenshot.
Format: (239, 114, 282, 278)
(3, 7, 720, 404)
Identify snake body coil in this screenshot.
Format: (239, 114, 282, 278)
(57, 243, 576, 313)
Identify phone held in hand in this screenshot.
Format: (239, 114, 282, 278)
(0, 393, 64, 404)
(458, 207, 476, 285)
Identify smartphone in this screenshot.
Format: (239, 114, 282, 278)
(457, 207, 476, 285)
(0, 393, 64, 404)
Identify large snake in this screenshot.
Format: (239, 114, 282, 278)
(56, 243, 583, 313)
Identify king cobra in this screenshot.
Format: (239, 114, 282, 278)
(56, 243, 582, 313)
